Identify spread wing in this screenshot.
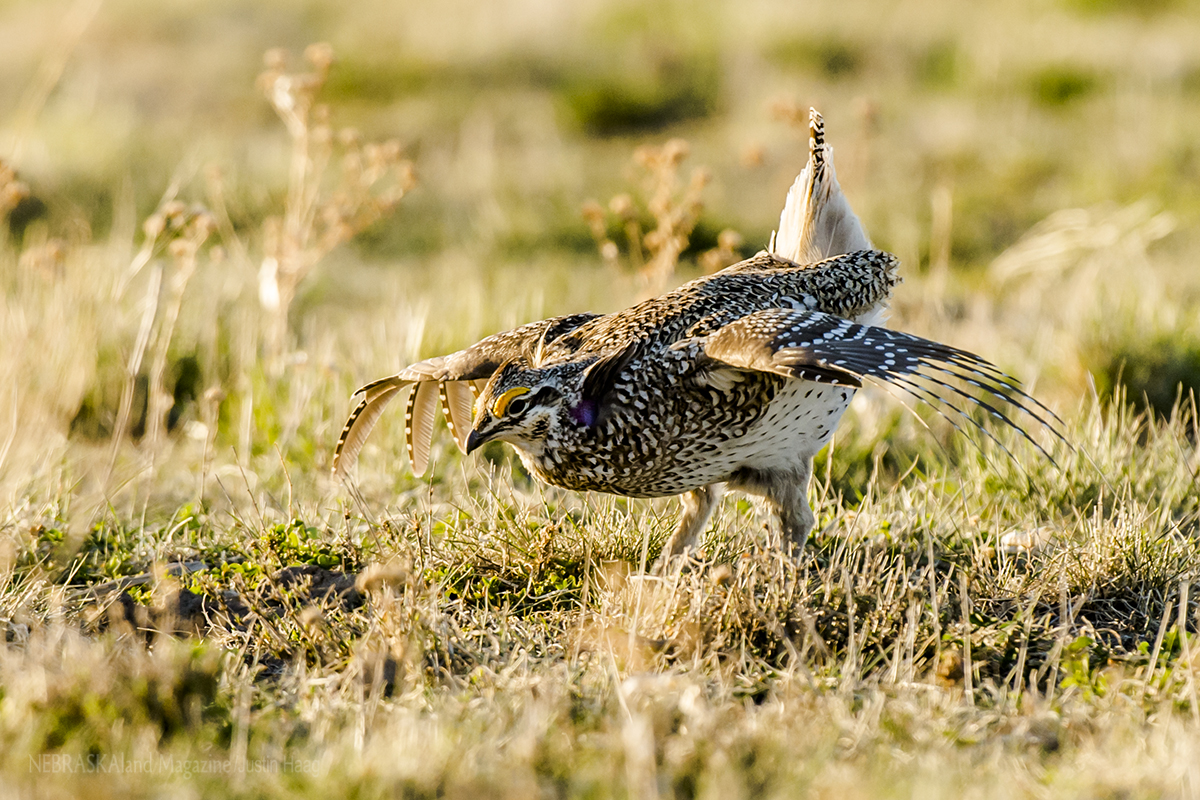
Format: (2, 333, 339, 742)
(689, 308, 1068, 464)
(333, 312, 600, 477)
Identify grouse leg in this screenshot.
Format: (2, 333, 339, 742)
(728, 462, 816, 556)
(654, 484, 723, 570)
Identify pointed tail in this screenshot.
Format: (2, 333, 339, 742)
(771, 109, 871, 263)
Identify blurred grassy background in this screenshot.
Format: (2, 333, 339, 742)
(7, 0, 1200, 263)
(4, 2, 1200, 796)
(1, 0, 1197, 590)
(0, 0, 1196, 573)
(6, 0, 1200, 423)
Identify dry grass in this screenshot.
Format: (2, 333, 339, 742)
(2, 0, 1200, 797)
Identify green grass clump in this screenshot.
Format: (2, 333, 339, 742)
(1093, 334, 1200, 420)
(559, 54, 722, 136)
(764, 34, 866, 80)
(1030, 66, 1102, 108)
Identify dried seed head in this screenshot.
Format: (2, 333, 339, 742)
(355, 561, 410, 595)
(717, 229, 743, 250)
(363, 142, 382, 168)
(609, 193, 635, 218)
(397, 161, 417, 190)
(769, 97, 807, 128)
(0, 163, 29, 214)
(305, 42, 334, 72)
(740, 143, 766, 168)
(341, 150, 363, 178)
(380, 139, 402, 162)
(188, 212, 218, 242)
(162, 201, 187, 229)
(633, 145, 656, 169)
(936, 650, 964, 686)
(142, 213, 166, 240)
(298, 605, 325, 629)
(581, 200, 604, 221)
(263, 48, 287, 70)
(647, 196, 669, 219)
(197, 209, 218, 232)
(18, 240, 66, 277)
(663, 138, 689, 164)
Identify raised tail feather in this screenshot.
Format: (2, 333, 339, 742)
(770, 108, 871, 263)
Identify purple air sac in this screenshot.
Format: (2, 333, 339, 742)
(570, 400, 598, 427)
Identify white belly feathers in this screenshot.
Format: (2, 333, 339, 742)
(726, 381, 855, 473)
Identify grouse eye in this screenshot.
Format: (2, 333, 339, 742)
(505, 395, 529, 416)
(492, 386, 530, 417)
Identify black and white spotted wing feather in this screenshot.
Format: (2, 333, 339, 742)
(692, 308, 1068, 464)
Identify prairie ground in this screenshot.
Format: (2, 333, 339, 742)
(2, 0, 1200, 797)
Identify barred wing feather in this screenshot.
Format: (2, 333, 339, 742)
(696, 308, 1068, 464)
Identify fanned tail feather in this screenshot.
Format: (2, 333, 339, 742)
(771, 108, 871, 263)
(333, 374, 480, 478)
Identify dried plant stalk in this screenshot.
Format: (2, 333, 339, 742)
(584, 138, 737, 297)
(257, 44, 416, 360)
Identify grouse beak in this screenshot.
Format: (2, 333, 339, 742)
(465, 428, 487, 455)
